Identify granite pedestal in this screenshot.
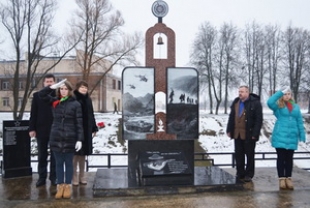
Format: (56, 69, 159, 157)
(93, 166, 244, 197)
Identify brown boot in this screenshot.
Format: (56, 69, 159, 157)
(285, 177, 294, 190)
(55, 184, 65, 199)
(72, 156, 79, 186)
(62, 184, 72, 199)
(279, 178, 287, 190)
(79, 156, 87, 185)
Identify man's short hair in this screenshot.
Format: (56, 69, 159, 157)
(43, 73, 55, 81)
(239, 85, 249, 91)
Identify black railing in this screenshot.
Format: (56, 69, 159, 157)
(1, 152, 310, 174)
(85, 151, 310, 171)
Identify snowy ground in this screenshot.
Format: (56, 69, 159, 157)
(0, 110, 310, 172)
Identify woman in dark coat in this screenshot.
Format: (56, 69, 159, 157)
(39, 79, 84, 199)
(72, 81, 98, 185)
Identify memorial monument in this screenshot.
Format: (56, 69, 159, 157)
(93, 0, 241, 196)
(123, 0, 198, 186)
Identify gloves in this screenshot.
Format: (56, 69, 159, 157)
(75, 141, 82, 152)
(281, 86, 290, 94)
(50, 78, 67, 89)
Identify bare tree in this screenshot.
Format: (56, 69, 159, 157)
(243, 21, 266, 95)
(282, 26, 309, 102)
(219, 23, 239, 114)
(70, 0, 143, 93)
(265, 24, 282, 95)
(0, 0, 79, 120)
(190, 22, 217, 114)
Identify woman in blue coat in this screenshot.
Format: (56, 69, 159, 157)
(267, 86, 306, 190)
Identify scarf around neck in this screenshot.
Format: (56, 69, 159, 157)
(52, 96, 69, 108)
(286, 100, 294, 112)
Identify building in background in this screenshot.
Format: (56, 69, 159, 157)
(0, 52, 121, 112)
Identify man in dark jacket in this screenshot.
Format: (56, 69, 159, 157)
(29, 74, 57, 187)
(226, 86, 263, 182)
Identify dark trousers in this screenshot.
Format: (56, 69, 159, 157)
(37, 137, 56, 181)
(53, 151, 74, 184)
(276, 148, 294, 178)
(234, 138, 256, 178)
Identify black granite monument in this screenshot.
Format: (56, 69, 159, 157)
(2, 120, 32, 178)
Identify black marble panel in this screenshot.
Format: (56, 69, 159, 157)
(138, 151, 192, 185)
(2, 120, 32, 178)
(139, 151, 191, 177)
(128, 140, 194, 186)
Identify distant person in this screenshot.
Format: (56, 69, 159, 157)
(267, 86, 306, 190)
(72, 81, 98, 186)
(29, 73, 57, 187)
(39, 79, 84, 199)
(169, 89, 174, 103)
(113, 102, 119, 114)
(226, 86, 263, 182)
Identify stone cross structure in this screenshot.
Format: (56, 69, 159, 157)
(146, 0, 176, 140)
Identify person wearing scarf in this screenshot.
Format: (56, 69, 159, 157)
(72, 81, 98, 186)
(38, 79, 84, 199)
(267, 86, 306, 190)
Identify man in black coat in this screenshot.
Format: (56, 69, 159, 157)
(226, 86, 263, 182)
(29, 74, 57, 187)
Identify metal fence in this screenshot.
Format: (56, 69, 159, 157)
(84, 151, 310, 171)
(1, 152, 310, 174)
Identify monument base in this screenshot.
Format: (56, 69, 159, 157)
(2, 167, 32, 179)
(93, 166, 243, 197)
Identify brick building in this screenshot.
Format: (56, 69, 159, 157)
(0, 53, 121, 112)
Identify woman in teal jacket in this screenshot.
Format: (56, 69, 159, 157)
(267, 86, 306, 190)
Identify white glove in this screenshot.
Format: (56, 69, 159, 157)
(75, 141, 82, 152)
(281, 86, 290, 94)
(50, 78, 67, 89)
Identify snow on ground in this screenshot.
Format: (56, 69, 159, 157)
(0, 110, 310, 172)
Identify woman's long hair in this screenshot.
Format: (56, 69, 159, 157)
(56, 80, 74, 98)
(278, 91, 294, 108)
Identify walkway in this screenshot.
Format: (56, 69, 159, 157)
(1, 167, 310, 208)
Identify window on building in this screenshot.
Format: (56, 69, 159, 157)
(2, 97, 10, 107)
(112, 79, 116, 89)
(31, 79, 37, 89)
(2, 81, 10, 90)
(118, 80, 121, 90)
(18, 97, 23, 108)
(19, 81, 24, 89)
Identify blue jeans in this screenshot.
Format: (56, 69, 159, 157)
(53, 151, 74, 184)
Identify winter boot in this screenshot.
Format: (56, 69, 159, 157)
(285, 177, 294, 190)
(72, 156, 79, 186)
(55, 184, 65, 199)
(279, 178, 287, 190)
(62, 184, 72, 199)
(79, 156, 87, 185)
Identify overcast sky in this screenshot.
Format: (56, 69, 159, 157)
(54, 0, 310, 67)
(2, 0, 309, 67)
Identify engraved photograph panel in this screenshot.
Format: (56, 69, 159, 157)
(122, 67, 155, 140)
(167, 67, 199, 139)
(139, 151, 191, 176)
